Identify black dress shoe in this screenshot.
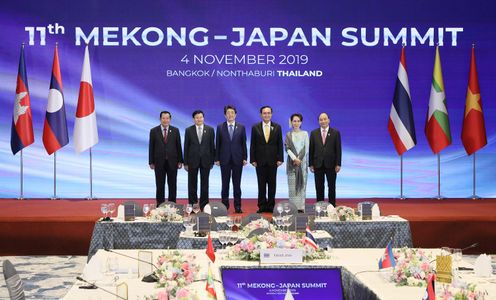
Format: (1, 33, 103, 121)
(256, 209, 264, 213)
(235, 209, 243, 214)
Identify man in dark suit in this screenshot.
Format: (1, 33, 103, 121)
(215, 105, 247, 213)
(250, 106, 283, 213)
(184, 110, 215, 210)
(309, 113, 342, 207)
(149, 111, 183, 206)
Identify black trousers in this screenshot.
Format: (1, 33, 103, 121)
(188, 166, 211, 210)
(314, 166, 337, 206)
(154, 161, 177, 206)
(220, 163, 243, 210)
(255, 165, 277, 212)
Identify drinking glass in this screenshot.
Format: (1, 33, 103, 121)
(284, 216, 292, 232)
(229, 231, 238, 246)
(284, 203, 290, 216)
(276, 204, 284, 217)
(143, 204, 150, 217)
(192, 203, 201, 214)
(100, 204, 108, 219)
(186, 204, 193, 217)
(219, 231, 228, 249)
(234, 216, 242, 230)
(453, 248, 462, 271)
(107, 203, 116, 218)
(226, 217, 234, 231)
(315, 204, 322, 219)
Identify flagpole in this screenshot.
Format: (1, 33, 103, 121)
(89, 147, 93, 200)
(51, 152, 57, 200)
(400, 154, 405, 200)
(471, 153, 480, 199)
(436, 153, 442, 200)
(19, 150, 24, 200)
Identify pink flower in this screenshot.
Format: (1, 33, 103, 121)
(158, 290, 168, 300)
(176, 288, 190, 298)
(181, 262, 190, 270)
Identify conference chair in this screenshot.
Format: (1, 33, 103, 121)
(121, 201, 143, 217)
(203, 202, 228, 217)
(246, 227, 270, 238)
(195, 212, 217, 231)
(241, 213, 264, 226)
(273, 201, 298, 216)
(2, 260, 25, 300)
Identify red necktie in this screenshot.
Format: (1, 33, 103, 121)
(163, 127, 168, 143)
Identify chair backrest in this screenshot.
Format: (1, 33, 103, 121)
(273, 201, 298, 216)
(294, 214, 315, 232)
(314, 202, 328, 217)
(203, 202, 228, 217)
(121, 201, 143, 217)
(195, 212, 217, 231)
(246, 227, 270, 238)
(241, 213, 263, 226)
(2, 260, 25, 300)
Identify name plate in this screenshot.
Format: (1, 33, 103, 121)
(260, 249, 303, 264)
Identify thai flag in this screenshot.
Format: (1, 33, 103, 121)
(43, 45, 69, 155)
(304, 226, 318, 250)
(422, 273, 436, 300)
(378, 241, 396, 269)
(388, 47, 417, 155)
(11, 45, 34, 155)
(74, 45, 98, 153)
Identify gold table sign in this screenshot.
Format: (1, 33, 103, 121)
(436, 255, 452, 283)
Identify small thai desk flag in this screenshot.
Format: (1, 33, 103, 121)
(304, 225, 318, 250)
(422, 273, 436, 300)
(378, 241, 396, 269)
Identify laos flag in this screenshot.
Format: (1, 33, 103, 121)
(43, 45, 69, 155)
(11, 45, 34, 155)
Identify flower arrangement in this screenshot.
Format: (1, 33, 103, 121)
(145, 288, 199, 300)
(389, 247, 434, 287)
(153, 251, 200, 297)
(439, 282, 487, 300)
(227, 230, 327, 261)
(241, 218, 274, 236)
(149, 206, 183, 222)
(335, 206, 358, 221)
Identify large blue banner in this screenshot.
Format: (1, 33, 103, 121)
(0, 0, 495, 198)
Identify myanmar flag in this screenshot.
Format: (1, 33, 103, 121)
(461, 47, 487, 155)
(425, 46, 451, 154)
(205, 263, 217, 299)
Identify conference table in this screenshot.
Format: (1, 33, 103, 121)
(88, 216, 413, 260)
(65, 248, 496, 300)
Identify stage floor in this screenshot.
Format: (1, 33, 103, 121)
(1, 198, 495, 256)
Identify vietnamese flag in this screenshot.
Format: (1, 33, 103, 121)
(461, 47, 487, 155)
(206, 232, 216, 263)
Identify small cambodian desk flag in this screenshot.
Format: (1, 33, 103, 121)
(388, 47, 416, 155)
(422, 273, 436, 300)
(43, 45, 69, 154)
(74, 45, 98, 153)
(304, 225, 318, 250)
(11, 45, 34, 155)
(378, 241, 396, 269)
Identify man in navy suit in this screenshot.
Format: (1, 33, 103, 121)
(184, 110, 215, 210)
(309, 113, 342, 207)
(250, 106, 284, 213)
(149, 111, 183, 206)
(215, 105, 247, 213)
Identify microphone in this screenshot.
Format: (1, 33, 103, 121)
(429, 242, 479, 264)
(104, 248, 159, 282)
(76, 276, 127, 300)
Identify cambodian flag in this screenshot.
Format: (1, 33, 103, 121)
(43, 45, 69, 155)
(11, 45, 34, 155)
(378, 241, 396, 269)
(422, 273, 436, 300)
(304, 225, 318, 250)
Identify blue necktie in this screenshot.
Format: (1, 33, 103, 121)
(229, 124, 234, 140)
